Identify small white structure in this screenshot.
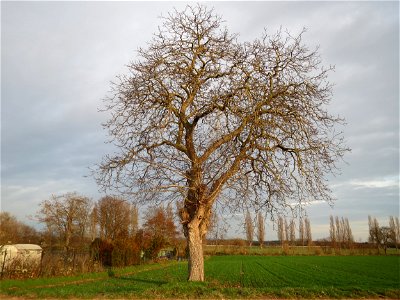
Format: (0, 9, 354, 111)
(0, 244, 42, 270)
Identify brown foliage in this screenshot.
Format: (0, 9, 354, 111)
(96, 196, 131, 242)
(36, 193, 92, 251)
(142, 205, 178, 259)
(0, 212, 40, 245)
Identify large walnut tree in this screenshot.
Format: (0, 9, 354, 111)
(97, 5, 348, 281)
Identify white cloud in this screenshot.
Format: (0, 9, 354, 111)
(349, 177, 399, 189)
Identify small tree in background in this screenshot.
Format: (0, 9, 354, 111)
(298, 218, 305, 246)
(37, 192, 92, 251)
(396, 217, 400, 248)
(143, 205, 178, 259)
(130, 204, 139, 237)
(389, 216, 399, 251)
(245, 211, 254, 246)
(0, 212, 40, 245)
(335, 216, 342, 248)
(97, 196, 131, 242)
(331, 216, 353, 249)
(207, 211, 228, 246)
(277, 216, 285, 247)
(284, 217, 290, 245)
(256, 212, 265, 247)
(304, 217, 312, 246)
(89, 206, 98, 241)
(369, 215, 399, 254)
(368, 215, 381, 252)
(379, 227, 391, 255)
(289, 219, 296, 246)
(343, 217, 354, 248)
(329, 215, 336, 249)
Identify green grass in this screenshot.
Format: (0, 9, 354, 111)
(1, 256, 399, 299)
(204, 256, 399, 298)
(203, 244, 400, 256)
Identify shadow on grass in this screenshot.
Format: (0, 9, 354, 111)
(117, 276, 167, 286)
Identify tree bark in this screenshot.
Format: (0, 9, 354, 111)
(187, 222, 204, 281)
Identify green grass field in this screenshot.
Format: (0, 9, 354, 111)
(1, 255, 399, 299)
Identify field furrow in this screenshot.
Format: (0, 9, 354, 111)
(1, 255, 398, 299)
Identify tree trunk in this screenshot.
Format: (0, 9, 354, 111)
(187, 222, 204, 281)
(179, 177, 212, 282)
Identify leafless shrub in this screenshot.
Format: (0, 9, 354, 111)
(0, 256, 41, 279)
(38, 250, 103, 278)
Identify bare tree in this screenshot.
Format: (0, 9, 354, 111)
(379, 226, 391, 255)
(96, 5, 348, 281)
(343, 217, 354, 248)
(143, 205, 178, 257)
(277, 216, 285, 247)
(340, 217, 347, 246)
(257, 211, 265, 247)
(289, 219, 296, 246)
(368, 215, 375, 244)
(369, 216, 399, 254)
(329, 215, 336, 248)
(89, 206, 97, 241)
(207, 211, 228, 245)
(304, 217, 312, 246)
(130, 204, 139, 237)
(0, 212, 40, 244)
(244, 211, 254, 246)
(335, 216, 343, 248)
(368, 216, 380, 249)
(298, 218, 305, 246)
(97, 196, 131, 242)
(207, 211, 219, 245)
(389, 216, 399, 251)
(37, 193, 92, 251)
(284, 217, 290, 245)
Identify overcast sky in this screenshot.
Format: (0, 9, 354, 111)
(1, 1, 399, 241)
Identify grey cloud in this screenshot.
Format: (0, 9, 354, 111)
(1, 1, 398, 241)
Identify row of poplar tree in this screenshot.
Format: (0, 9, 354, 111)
(244, 213, 400, 250)
(244, 212, 313, 247)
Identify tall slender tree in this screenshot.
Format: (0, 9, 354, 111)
(207, 211, 227, 245)
(257, 211, 265, 247)
(298, 217, 305, 246)
(277, 216, 285, 247)
(335, 216, 342, 248)
(344, 217, 354, 248)
(304, 217, 312, 246)
(284, 218, 290, 245)
(97, 196, 131, 242)
(389, 216, 399, 250)
(289, 219, 296, 246)
(368, 216, 382, 252)
(329, 215, 336, 248)
(245, 211, 254, 246)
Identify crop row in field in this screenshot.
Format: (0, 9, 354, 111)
(204, 256, 399, 289)
(1, 255, 399, 299)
